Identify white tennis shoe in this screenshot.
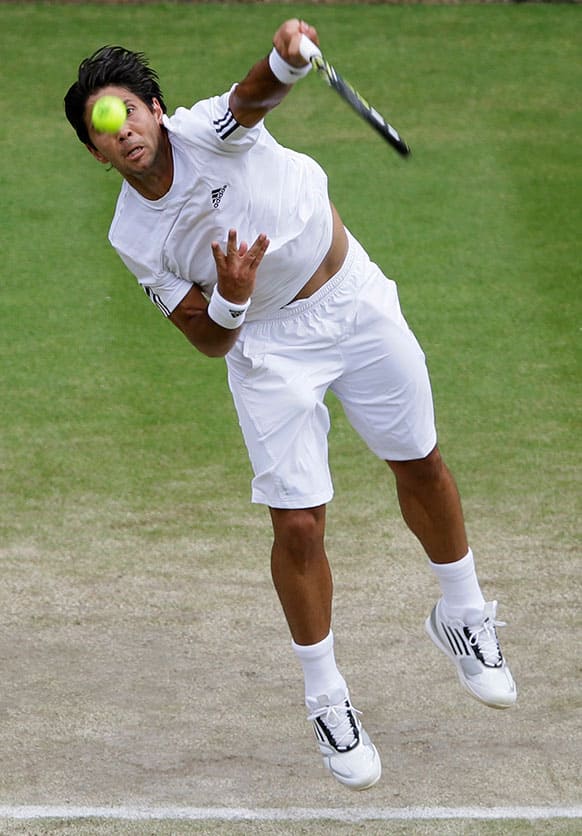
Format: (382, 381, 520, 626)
(425, 598, 517, 708)
(306, 688, 381, 790)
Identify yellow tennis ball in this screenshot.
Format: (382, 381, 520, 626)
(91, 95, 127, 134)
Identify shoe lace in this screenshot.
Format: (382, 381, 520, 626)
(466, 602, 506, 666)
(308, 700, 362, 750)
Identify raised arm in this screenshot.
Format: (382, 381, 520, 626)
(229, 19, 319, 128)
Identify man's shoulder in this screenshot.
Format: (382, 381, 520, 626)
(165, 87, 266, 152)
(165, 99, 212, 136)
(108, 182, 135, 237)
(108, 183, 160, 256)
(164, 91, 229, 145)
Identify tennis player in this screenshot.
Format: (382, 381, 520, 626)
(65, 18, 517, 790)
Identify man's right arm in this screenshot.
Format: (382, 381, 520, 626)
(229, 19, 319, 128)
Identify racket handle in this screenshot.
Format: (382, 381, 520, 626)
(299, 34, 322, 63)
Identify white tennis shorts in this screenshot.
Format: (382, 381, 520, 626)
(226, 232, 437, 509)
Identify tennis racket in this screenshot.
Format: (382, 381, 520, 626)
(299, 35, 410, 158)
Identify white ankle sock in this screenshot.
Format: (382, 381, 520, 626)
(291, 630, 347, 703)
(428, 548, 486, 620)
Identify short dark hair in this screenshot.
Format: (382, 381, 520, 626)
(64, 46, 167, 146)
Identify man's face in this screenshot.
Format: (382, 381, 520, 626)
(84, 85, 165, 179)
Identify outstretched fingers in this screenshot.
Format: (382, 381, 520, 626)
(211, 230, 269, 264)
(210, 229, 270, 305)
(246, 232, 270, 267)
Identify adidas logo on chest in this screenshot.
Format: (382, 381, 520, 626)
(211, 184, 228, 209)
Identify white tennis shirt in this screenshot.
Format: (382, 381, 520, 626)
(108, 88, 334, 321)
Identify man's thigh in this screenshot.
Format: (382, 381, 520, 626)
(227, 337, 340, 508)
(331, 270, 437, 461)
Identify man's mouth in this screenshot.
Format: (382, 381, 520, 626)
(126, 145, 144, 160)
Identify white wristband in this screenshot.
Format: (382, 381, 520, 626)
(207, 286, 250, 329)
(268, 47, 311, 85)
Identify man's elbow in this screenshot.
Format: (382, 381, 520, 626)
(170, 308, 237, 357)
(199, 342, 232, 359)
(181, 327, 239, 358)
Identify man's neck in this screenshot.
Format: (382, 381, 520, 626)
(127, 131, 174, 201)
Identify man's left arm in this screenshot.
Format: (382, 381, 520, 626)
(229, 18, 319, 128)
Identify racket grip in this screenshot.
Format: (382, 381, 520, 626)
(299, 34, 322, 63)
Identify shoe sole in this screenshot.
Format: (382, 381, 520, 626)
(424, 613, 516, 710)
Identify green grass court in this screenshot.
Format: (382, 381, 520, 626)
(0, 3, 580, 832)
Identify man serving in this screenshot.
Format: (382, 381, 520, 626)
(65, 18, 516, 791)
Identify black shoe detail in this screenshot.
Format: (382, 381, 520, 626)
(313, 700, 360, 753)
(463, 621, 503, 668)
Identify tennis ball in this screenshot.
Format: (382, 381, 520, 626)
(91, 95, 127, 134)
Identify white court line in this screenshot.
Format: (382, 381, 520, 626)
(0, 806, 581, 822)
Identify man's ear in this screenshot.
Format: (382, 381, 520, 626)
(86, 143, 109, 164)
(151, 97, 164, 125)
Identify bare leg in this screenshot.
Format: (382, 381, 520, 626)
(269, 505, 332, 645)
(387, 446, 468, 564)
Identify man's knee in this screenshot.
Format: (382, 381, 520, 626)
(387, 445, 448, 489)
(270, 506, 326, 555)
